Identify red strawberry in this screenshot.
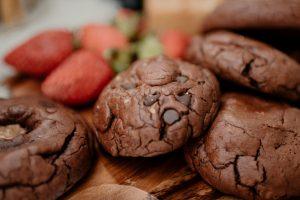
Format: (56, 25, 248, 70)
(159, 30, 190, 59)
(4, 29, 73, 77)
(42, 50, 113, 106)
(79, 24, 128, 56)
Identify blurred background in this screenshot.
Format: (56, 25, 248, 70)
(0, 0, 119, 83)
(0, 0, 221, 57)
(0, 0, 220, 81)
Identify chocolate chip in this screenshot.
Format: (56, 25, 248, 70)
(176, 75, 188, 83)
(121, 83, 137, 90)
(144, 92, 160, 106)
(176, 92, 191, 106)
(163, 109, 180, 125)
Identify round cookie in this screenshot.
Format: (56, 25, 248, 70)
(0, 96, 93, 200)
(185, 31, 300, 101)
(69, 184, 158, 200)
(185, 93, 300, 200)
(201, 0, 300, 64)
(202, 0, 300, 32)
(94, 56, 220, 157)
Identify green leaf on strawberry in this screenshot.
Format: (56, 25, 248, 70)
(136, 34, 163, 59)
(113, 9, 141, 39)
(104, 48, 133, 73)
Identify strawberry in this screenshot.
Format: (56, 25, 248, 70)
(41, 50, 113, 106)
(4, 29, 73, 77)
(159, 29, 190, 59)
(79, 24, 128, 56)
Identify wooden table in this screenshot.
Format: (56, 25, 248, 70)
(4, 75, 236, 200)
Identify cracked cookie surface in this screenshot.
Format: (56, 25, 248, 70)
(202, 0, 300, 32)
(185, 31, 300, 101)
(185, 93, 300, 200)
(94, 56, 220, 157)
(0, 96, 94, 200)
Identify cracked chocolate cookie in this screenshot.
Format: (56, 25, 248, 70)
(185, 31, 300, 101)
(94, 56, 220, 157)
(0, 96, 94, 200)
(202, 0, 300, 32)
(69, 184, 158, 200)
(201, 0, 300, 64)
(185, 93, 300, 200)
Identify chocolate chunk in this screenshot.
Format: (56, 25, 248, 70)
(176, 92, 191, 106)
(121, 83, 137, 90)
(144, 92, 160, 106)
(176, 75, 188, 83)
(163, 109, 180, 125)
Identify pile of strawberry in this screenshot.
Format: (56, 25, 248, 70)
(4, 9, 190, 106)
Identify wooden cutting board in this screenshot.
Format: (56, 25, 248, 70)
(4, 74, 237, 200)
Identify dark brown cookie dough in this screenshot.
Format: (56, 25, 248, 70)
(185, 93, 300, 200)
(202, 0, 300, 64)
(94, 56, 220, 157)
(202, 0, 300, 32)
(69, 184, 158, 200)
(0, 96, 94, 200)
(185, 31, 300, 101)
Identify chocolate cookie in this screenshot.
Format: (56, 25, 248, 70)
(202, 0, 300, 32)
(185, 93, 300, 200)
(0, 96, 93, 200)
(69, 184, 158, 200)
(185, 31, 300, 101)
(94, 56, 220, 157)
(202, 0, 300, 64)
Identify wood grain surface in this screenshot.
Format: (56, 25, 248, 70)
(4, 75, 238, 200)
